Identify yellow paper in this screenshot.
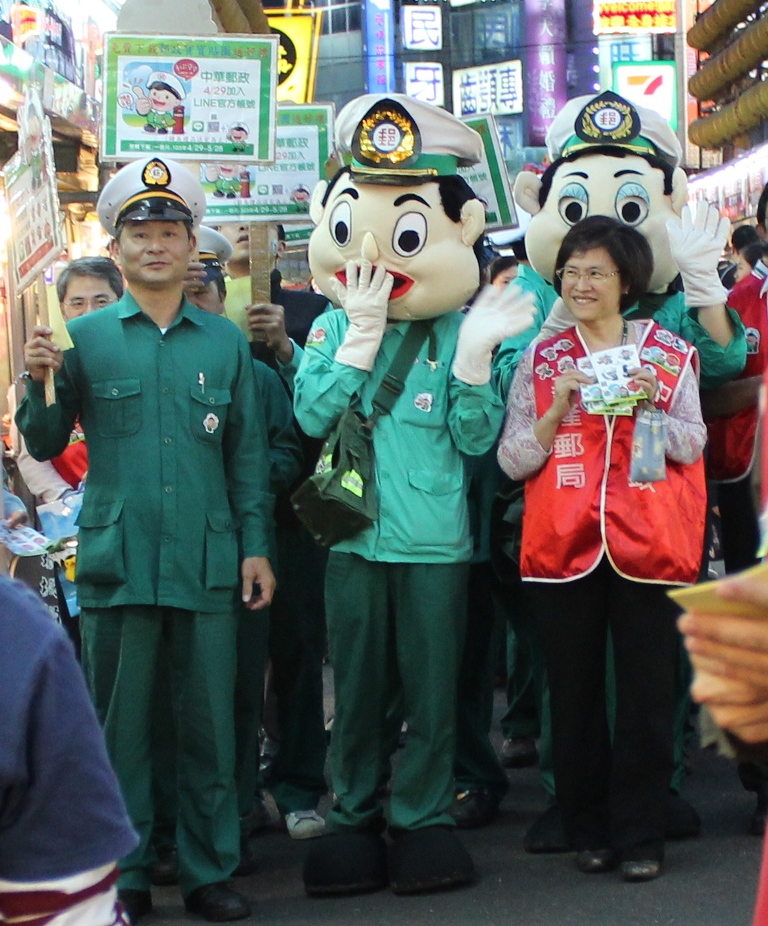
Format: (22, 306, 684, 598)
(47, 283, 74, 351)
(668, 561, 768, 618)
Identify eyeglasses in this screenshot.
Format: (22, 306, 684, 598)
(62, 295, 116, 310)
(555, 268, 621, 284)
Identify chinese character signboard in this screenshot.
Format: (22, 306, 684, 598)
(525, 0, 567, 147)
(594, 1, 676, 33)
(402, 5, 442, 50)
(202, 104, 333, 222)
(613, 61, 677, 130)
(101, 33, 279, 162)
(460, 115, 518, 230)
(363, 0, 396, 93)
(4, 86, 66, 294)
(453, 60, 523, 118)
(404, 62, 444, 106)
(266, 10, 322, 104)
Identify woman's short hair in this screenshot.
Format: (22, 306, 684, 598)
(488, 255, 518, 284)
(553, 216, 654, 312)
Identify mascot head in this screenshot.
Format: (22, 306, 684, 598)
(308, 94, 486, 320)
(513, 90, 687, 293)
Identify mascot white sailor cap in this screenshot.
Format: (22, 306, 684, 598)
(546, 90, 682, 169)
(97, 157, 206, 238)
(335, 93, 483, 184)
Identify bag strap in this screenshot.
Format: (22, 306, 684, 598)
(368, 320, 434, 424)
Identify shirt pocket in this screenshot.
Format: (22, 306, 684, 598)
(204, 511, 240, 590)
(397, 364, 447, 429)
(190, 387, 232, 444)
(406, 469, 464, 548)
(91, 379, 142, 438)
(75, 499, 126, 585)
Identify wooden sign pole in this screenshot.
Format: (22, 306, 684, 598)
(35, 276, 55, 406)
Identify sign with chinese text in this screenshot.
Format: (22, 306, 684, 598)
(363, 0, 396, 93)
(4, 86, 65, 294)
(525, 0, 567, 147)
(460, 115, 518, 230)
(202, 104, 333, 223)
(594, 1, 676, 34)
(101, 33, 279, 162)
(402, 5, 442, 50)
(613, 61, 677, 130)
(453, 59, 523, 118)
(404, 62, 444, 106)
(266, 10, 322, 104)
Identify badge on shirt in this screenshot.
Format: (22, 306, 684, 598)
(307, 326, 327, 347)
(203, 413, 220, 434)
(414, 392, 433, 413)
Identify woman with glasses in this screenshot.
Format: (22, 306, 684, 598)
(498, 215, 708, 881)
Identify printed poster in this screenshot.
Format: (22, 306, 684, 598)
(460, 114, 518, 230)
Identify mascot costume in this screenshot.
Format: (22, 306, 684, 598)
(291, 94, 534, 895)
(496, 90, 747, 853)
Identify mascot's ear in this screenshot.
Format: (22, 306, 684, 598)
(309, 181, 328, 226)
(670, 167, 688, 216)
(460, 198, 486, 246)
(513, 171, 543, 216)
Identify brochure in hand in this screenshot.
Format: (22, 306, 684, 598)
(577, 344, 648, 416)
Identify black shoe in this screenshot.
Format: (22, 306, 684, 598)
(184, 883, 251, 922)
(150, 845, 178, 886)
(576, 849, 616, 874)
(621, 859, 661, 882)
(500, 736, 538, 769)
(524, 805, 569, 853)
(304, 832, 388, 896)
(449, 788, 499, 829)
(665, 793, 700, 840)
(388, 826, 474, 894)
(118, 889, 152, 925)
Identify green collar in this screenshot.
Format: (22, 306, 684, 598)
(117, 291, 204, 327)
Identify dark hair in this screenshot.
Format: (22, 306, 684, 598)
(148, 80, 182, 100)
(488, 255, 518, 284)
(56, 257, 124, 303)
(510, 237, 527, 262)
(538, 146, 676, 209)
(740, 241, 768, 270)
(758, 184, 768, 229)
(553, 216, 653, 312)
(732, 224, 760, 253)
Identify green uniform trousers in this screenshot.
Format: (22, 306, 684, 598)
(81, 605, 240, 897)
(325, 553, 468, 833)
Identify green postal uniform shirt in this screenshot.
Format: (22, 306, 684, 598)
(16, 293, 273, 612)
(293, 308, 506, 563)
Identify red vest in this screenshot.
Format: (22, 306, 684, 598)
(707, 271, 767, 482)
(521, 322, 707, 585)
(51, 430, 88, 489)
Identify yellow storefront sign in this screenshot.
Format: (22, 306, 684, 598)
(266, 10, 322, 104)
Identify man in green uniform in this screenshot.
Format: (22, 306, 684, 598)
(16, 156, 276, 924)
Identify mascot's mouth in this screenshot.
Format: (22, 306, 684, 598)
(336, 267, 414, 300)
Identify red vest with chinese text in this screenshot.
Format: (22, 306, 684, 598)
(707, 271, 767, 482)
(521, 322, 707, 585)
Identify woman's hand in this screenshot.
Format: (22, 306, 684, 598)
(547, 370, 593, 422)
(627, 366, 658, 403)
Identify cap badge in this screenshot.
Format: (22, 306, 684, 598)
(142, 158, 171, 188)
(575, 91, 640, 146)
(352, 98, 421, 169)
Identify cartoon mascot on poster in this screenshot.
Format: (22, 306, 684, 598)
(498, 90, 748, 853)
(291, 94, 535, 896)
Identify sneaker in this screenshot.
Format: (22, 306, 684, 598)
(286, 810, 326, 840)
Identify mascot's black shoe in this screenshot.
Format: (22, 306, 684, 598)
(523, 805, 569, 853)
(665, 793, 701, 840)
(303, 832, 388, 896)
(388, 826, 475, 895)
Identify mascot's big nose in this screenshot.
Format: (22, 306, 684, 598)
(361, 232, 379, 263)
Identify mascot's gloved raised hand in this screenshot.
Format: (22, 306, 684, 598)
(666, 201, 729, 309)
(452, 283, 536, 386)
(331, 258, 394, 371)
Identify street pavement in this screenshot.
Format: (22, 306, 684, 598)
(149, 688, 765, 926)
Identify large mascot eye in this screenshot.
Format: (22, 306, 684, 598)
(392, 212, 427, 257)
(615, 183, 650, 227)
(557, 183, 589, 226)
(329, 201, 352, 246)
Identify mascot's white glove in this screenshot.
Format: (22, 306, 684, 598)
(535, 297, 575, 343)
(452, 284, 536, 386)
(331, 260, 394, 371)
(666, 202, 729, 309)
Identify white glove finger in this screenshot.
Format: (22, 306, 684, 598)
(329, 278, 347, 306)
(715, 213, 730, 249)
(666, 217, 682, 246)
(345, 260, 359, 293)
(380, 271, 395, 302)
(691, 200, 707, 235)
(369, 261, 389, 293)
(496, 282, 527, 311)
(467, 284, 496, 314)
(357, 259, 373, 291)
(703, 202, 720, 238)
(681, 204, 693, 235)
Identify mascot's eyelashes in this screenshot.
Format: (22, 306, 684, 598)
(392, 212, 427, 257)
(615, 182, 650, 227)
(330, 200, 352, 246)
(558, 182, 589, 226)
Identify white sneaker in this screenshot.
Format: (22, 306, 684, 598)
(285, 810, 326, 840)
